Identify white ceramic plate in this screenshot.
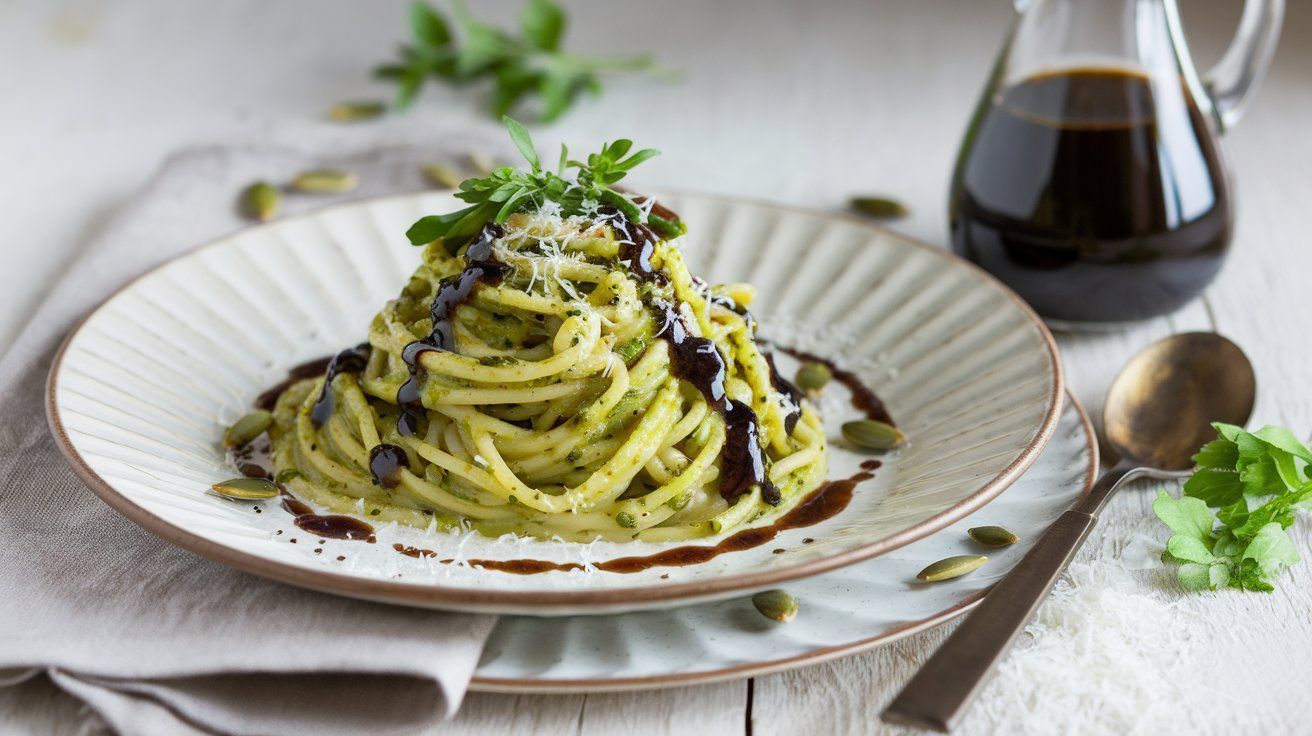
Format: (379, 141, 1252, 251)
(470, 393, 1095, 691)
(47, 191, 1062, 615)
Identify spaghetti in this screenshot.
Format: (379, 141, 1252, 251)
(263, 123, 828, 543)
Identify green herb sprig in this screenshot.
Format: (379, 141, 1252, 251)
(1155, 423, 1312, 592)
(406, 116, 684, 252)
(375, 0, 660, 122)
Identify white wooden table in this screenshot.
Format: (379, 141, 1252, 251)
(3, 1, 1310, 733)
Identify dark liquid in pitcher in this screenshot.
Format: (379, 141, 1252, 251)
(950, 68, 1232, 324)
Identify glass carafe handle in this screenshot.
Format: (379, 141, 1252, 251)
(1174, 0, 1284, 131)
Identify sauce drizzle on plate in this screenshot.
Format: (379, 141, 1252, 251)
(389, 462, 879, 575)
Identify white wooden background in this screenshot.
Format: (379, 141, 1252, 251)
(2, 0, 1310, 733)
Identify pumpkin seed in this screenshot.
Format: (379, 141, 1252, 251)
(752, 589, 798, 623)
(224, 410, 272, 448)
(241, 182, 281, 222)
(795, 361, 832, 396)
(850, 196, 909, 220)
(841, 419, 906, 451)
(422, 163, 463, 188)
(329, 101, 385, 122)
(616, 511, 637, 529)
(211, 478, 279, 500)
(917, 555, 987, 582)
(292, 169, 358, 194)
(968, 525, 1019, 547)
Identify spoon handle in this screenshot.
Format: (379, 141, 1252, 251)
(882, 464, 1134, 732)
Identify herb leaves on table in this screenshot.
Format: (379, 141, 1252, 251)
(1156, 423, 1312, 592)
(374, 0, 661, 121)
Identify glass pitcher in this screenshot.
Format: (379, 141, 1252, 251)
(949, 0, 1283, 327)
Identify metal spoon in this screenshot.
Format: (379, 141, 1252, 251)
(882, 332, 1256, 732)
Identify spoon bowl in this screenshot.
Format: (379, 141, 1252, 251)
(1104, 332, 1256, 472)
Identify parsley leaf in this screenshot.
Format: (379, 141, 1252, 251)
(406, 116, 684, 253)
(1192, 438, 1239, 469)
(373, 0, 662, 121)
(1155, 423, 1311, 593)
(1182, 467, 1244, 506)
(1165, 533, 1216, 565)
(1154, 490, 1216, 542)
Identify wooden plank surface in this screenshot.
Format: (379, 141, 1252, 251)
(2, 0, 1309, 733)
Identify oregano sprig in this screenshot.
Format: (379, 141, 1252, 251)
(406, 116, 685, 252)
(375, 0, 661, 122)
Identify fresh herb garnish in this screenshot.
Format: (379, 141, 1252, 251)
(406, 115, 685, 252)
(1155, 423, 1312, 592)
(375, 0, 660, 121)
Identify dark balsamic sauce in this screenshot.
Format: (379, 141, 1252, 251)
(692, 274, 755, 326)
(231, 436, 274, 480)
(950, 69, 1232, 323)
(651, 298, 780, 506)
(606, 201, 786, 508)
(368, 444, 409, 488)
(256, 356, 334, 411)
(282, 495, 377, 543)
(295, 514, 377, 542)
(779, 347, 894, 426)
(308, 344, 371, 427)
(237, 462, 270, 480)
(396, 225, 508, 436)
(614, 218, 665, 285)
(393, 543, 438, 559)
(618, 234, 663, 284)
(388, 464, 877, 574)
(762, 350, 803, 434)
(281, 496, 312, 515)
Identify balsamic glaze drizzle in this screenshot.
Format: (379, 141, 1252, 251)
(257, 356, 333, 411)
(778, 347, 895, 425)
(615, 218, 665, 284)
(369, 444, 409, 488)
(388, 462, 879, 574)
(396, 225, 508, 436)
(308, 344, 371, 427)
(611, 202, 794, 508)
(281, 496, 377, 542)
(651, 298, 780, 505)
(762, 350, 804, 433)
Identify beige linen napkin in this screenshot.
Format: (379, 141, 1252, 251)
(0, 142, 508, 736)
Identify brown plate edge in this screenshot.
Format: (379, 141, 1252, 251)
(44, 190, 1066, 612)
(468, 390, 1098, 692)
